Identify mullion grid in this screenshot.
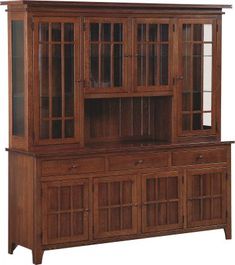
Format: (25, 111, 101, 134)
(190, 173, 222, 222)
(40, 22, 75, 140)
(145, 176, 179, 227)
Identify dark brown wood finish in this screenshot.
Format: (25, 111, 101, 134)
(2, 1, 232, 264)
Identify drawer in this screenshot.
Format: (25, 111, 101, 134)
(109, 152, 170, 171)
(172, 148, 227, 166)
(42, 157, 105, 176)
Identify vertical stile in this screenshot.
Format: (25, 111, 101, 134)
(110, 23, 114, 88)
(49, 23, 52, 139)
(146, 24, 149, 89)
(98, 23, 101, 88)
(61, 23, 65, 139)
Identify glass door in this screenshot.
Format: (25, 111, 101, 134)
(133, 19, 172, 92)
(85, 18, 128, 94)
(178, 19, 217, 136)
(34, 18, 80, 144)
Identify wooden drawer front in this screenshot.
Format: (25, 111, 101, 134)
(109, 152, 169, 171)
(172, 148, 227, 166)
(42, 157, 105, 176)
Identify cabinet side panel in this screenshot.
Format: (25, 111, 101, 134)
(9, 152, 35, 249)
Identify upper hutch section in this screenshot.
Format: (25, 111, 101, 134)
(1, 1, 231, 152)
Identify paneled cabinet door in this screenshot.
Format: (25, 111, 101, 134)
(187, 167, 226, 227)
(42, 179, 89, 245)
(84, 18, 128, 94)
(142, 171, 183, 233)
(93, 175, 138, 238)
(178, 19, 217, 136)
(34, 17, 80, 144)
(133, 19, 172, 92)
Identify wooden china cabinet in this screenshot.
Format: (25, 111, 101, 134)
(1, 1, 233, 264)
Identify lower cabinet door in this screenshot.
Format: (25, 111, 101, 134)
(42, 179, 89, 245)
(187, 167, 226, 227)
(93, 175, 138, 239)
(142, 171, 183, 233)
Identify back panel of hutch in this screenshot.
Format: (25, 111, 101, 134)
(1, 1, 233, 264)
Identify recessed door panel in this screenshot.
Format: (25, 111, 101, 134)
(187, 167, 226, 227)
(93, 175, 138, 238)
(42, 179, 89, 245)
(142, 171, 183, 233)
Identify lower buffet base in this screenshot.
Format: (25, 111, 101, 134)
(8, 142, 232, 264)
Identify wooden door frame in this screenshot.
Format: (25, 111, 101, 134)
(93, 174, 138, 239)
(186, 167, 227, 228)
(176, 18, 218, 138)
(141, 170, 183, 233)
(42, 178, 89, 245)
(132, 18, 174, 93)
(33, 16, 82, 146)
(84, 17, 129, 95)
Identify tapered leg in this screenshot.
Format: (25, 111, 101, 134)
(8, 242, 17, 254)
(224, 225, 232, 240)
(32, 248, 44, 265)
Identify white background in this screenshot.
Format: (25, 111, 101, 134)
(0, 0, 235, 264)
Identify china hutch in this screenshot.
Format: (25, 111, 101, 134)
(1, 1, 233, 264)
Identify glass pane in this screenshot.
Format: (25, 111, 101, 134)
(65, 119, 74, 138)
(204, 24, 212, 42)
(64, 23, 74, 42)
(160, 24, 169, 42)
(64, 44, 74, 116)
(193, 113, 201, 130)
(183, 24, 191, 42)
(193, 92, 201, 111)
(203, 56, 212, 92)
(193, 24, 202, 41)
(160, 44, 168, 85)
(137, 44, 146, 86)
(203, 92, 212, 111)
(148, 44, 157, 86)
(149, 24, 158, 42)
(12, 20, 25, 136)
(203, 112, 212, 128)
(182, 92, 191, 111)
(101, 44, 111, 87)
(90, 44, 99, 88)
(40, 120, 49, 139)
(90, 23, 99, 41)
(113, 44, 123, 87)
(193, 45, 202, 92)
(52, 44, 62, 117)
(101, 23, 111, 41)
(137, 24, 146, 42)
(52, 23, 61, 41)
(182, 114, 190, 131)
(204, 43, 212, 56)
(39, 23, 49, 42)
(113, 23, 123, 42)
(39, 44, 49, 118)
(52, 120, 62, 138)
(183, 43, 192, 91)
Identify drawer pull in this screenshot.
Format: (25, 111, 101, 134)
(69, 164, 79, 170)
(135, 159, 144, 166)
(196, 154, 203, 161)
(84, 208, 89, 212)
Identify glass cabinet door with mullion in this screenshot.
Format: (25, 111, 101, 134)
(178, 19, 217, 137)
(34, 17, 80, 144)
(133, 19, 172, 92)
(84, 18, 128, 94)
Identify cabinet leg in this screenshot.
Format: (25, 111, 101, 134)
(32, 248, 44, 265)
(224, 226, 232, 240)
(8, 242, 17, 254)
